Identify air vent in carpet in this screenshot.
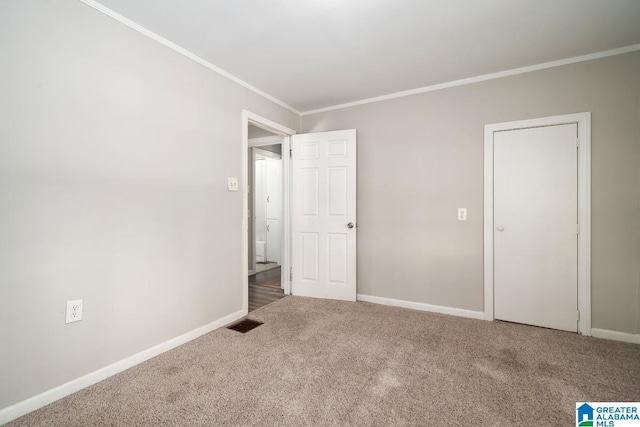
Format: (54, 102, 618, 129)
(227, 319, 263, 333)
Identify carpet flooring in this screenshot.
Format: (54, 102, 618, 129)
(8, 297, 640, 426)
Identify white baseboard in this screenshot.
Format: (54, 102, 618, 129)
(590, 328, 640, 344)
(357, 295, 640, 345)
(0, 309, 245, 425)
(357, 294, 485, 320)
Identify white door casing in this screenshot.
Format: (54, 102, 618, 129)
(291, 130, 357, 301)
(484, 112, 591, 335)
(242, 111, 295, 313)
(493, 124, 578, 332)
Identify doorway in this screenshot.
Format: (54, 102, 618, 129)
(242, 112, 295, 314)
(484, 112, 591, 335)
(247, 125, 285, 312)
(241, 111, 358, 314)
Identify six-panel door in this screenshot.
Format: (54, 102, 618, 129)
(291, 130, 357, 301)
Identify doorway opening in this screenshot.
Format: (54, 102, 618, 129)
(248, 127, 285, 311)
(242, 111, 358, 313)
(242, 111, 295, 314)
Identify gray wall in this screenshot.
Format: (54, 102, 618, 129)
(302, 51, 640, 335)
(0, 0, 298, 409)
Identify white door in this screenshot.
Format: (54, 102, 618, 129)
(291, 129, 357, 301)
(266, 156, 282, 264)
(493, 124, 578, 332)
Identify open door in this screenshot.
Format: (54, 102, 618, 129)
(291, 129, 357, 301)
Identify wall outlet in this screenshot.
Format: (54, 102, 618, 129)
(458, 208, 467, 221)
(66, 300, 83, 324)
(227, 177, 238, 191)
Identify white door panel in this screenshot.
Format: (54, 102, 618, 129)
(292, 130, 356, 301)
(494, 124, 578, 332)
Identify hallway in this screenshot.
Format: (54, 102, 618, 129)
(248, 267, 285, 312)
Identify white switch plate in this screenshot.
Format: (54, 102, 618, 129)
(458, 208, 467, 221)
(66, 299, 83, 323)
(227, 177, 238, 191)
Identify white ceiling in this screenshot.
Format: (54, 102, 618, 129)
(93, 0, 640, 113)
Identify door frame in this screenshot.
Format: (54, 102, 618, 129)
(242, 110, 296, 315)
(483, 112, 591, 335)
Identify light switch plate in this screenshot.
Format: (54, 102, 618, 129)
(458, 208, 467, 221)
(227, 177, 238, 191)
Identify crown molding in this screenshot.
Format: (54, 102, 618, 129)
(78, 0, 300, 116)
(74, 1, 640, 119)
(301, 43, 640, 116)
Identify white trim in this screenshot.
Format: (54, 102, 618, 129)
(591, 329, 640, 345)
(483, 112, 591, 335)
(357, 294, 485, 320)
(78, 0, 299, 116)
(244, 112, 296, 138)
(248, 136, 285, 147)
(242, 111, 296, 304)
(282, 136, 291, 295)
(0, 309, 244, 425)
(73, 2, 640, 117)
(301, 44, 640, 116)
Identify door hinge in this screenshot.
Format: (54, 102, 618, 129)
(289, 148, 293, 158)
(576, 138, 580, 148)
(577, 224, 580, 234)
(577, 310, 580, 321)
(289, 267, 293, 281)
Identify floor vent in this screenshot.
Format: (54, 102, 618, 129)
(227, 319, 263, 333)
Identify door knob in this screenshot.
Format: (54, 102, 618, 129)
(496, 225, 505, 232)
(347, 222, 355, 229)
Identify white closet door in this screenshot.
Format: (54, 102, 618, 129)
(494, 124, 578, 332)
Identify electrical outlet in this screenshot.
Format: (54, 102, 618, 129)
(458, 208, 467, 221)
(66, 300, 83, 324)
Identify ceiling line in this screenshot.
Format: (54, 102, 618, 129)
(79, 0, 301, 115)
(78, 0, 639, 118)
(300, 43, 640, 116)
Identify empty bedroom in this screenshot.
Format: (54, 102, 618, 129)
(1, 0, 639, 425)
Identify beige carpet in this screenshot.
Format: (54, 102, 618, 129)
(9, 297, 640, 426)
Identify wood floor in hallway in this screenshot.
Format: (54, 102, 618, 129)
(248, 267, 285, 312)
